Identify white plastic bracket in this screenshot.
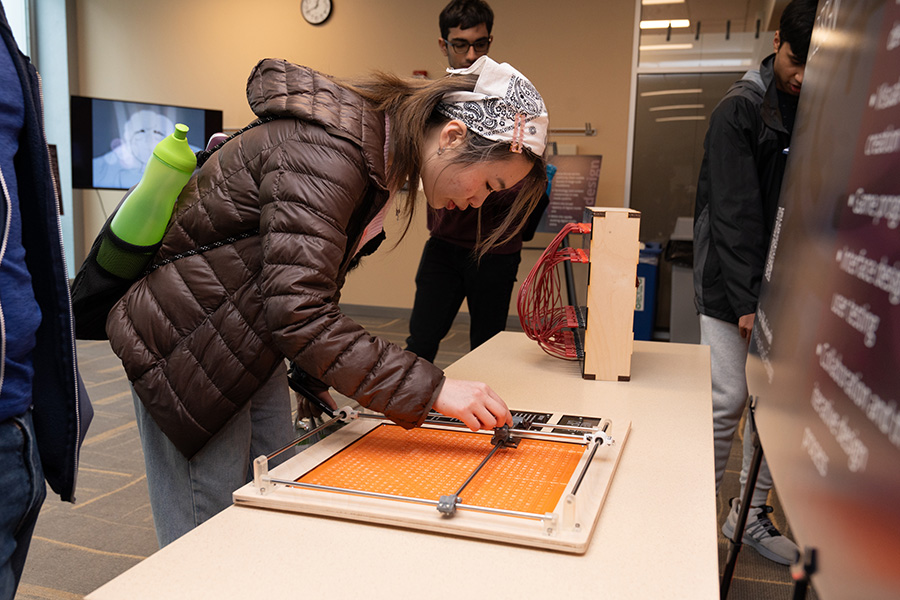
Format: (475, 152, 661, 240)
(336, 406, 359, 422)
(584, 419, 615, 447)
(542, 512, 559, 537)
(563, 492, 579, 531)
(253, 455, 271, 495)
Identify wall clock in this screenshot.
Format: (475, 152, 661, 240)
(301, 0, 332, 25)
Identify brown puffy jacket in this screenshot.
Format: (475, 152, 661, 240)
(107, 58, 444, 459)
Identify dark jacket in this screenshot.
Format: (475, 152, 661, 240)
(106, 59, 444, 459)
(693, 53, 792, 324)
(0, 8, 92, 502)
(428, 188, 549, 255)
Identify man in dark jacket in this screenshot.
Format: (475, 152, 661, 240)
(693, 0, 817, 566)
(0, 4, 92, 597)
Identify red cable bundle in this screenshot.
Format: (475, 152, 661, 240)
(517, 222, 591, 359)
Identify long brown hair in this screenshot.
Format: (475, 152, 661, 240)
(343, 72, 547, 256)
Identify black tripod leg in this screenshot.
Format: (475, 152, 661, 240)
(791, 547, 817, 600)
(720, 397, 764, 600)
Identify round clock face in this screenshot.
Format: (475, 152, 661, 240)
(301, 0, 332, 25)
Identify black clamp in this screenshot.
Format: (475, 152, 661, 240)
(491, 424, 519, 448)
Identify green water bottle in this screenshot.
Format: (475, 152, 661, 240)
(96, 123, 196, 279)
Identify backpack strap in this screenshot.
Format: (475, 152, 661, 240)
(195, 115, 282, 167)
(151, 115, 285, 274)
(143, 229, 259, 275)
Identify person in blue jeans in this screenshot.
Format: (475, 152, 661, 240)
(106, 54, 550, 548)
(0, 4, 92, 598)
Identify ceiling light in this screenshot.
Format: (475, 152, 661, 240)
(655, 116, 707, 122)
(649, 104, 705, 111)
(639, 43, 694, 51)
(640, 19, 690, 29)
(642, 0, 685, 4)
(640, 88, 703, 97)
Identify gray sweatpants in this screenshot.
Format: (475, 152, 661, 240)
(701, 314, 772, 507)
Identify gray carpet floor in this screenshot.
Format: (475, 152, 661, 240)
(15, 310, 815, 599)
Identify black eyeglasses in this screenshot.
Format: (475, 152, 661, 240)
(443, 37, 492, 55)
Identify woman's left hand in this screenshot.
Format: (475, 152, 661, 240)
(294, 388, 337, 420)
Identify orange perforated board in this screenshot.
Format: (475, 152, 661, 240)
(234, 416, 632, 553)
(297, 424, 585, 515)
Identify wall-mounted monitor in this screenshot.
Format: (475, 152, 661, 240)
(70, 96, 223, 190)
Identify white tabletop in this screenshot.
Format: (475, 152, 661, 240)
(88, 334, 717, 600)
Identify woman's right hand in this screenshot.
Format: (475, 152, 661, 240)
(432, 378, 513, 431)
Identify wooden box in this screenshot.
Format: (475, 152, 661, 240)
(582, 207, 641, 381)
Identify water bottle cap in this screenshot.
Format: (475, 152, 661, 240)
(173, 123, 189, 141)
(153, 123, 197, 173)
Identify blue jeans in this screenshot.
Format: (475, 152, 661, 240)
(0, 409, 46, 600)
(133, 362, 296, 548)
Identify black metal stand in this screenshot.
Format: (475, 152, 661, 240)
(791, 547, 817, 600)
(720, 397, 765, 600)
(719, 399, 815, 599)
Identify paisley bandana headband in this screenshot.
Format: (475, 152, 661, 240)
(437, 56, 549, 155)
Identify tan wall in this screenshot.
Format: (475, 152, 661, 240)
(74, 0, 636, 311)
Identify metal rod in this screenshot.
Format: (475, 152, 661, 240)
(359, 412, 477, 430)
(424, 420, 592, 444)
(422, 416, 482, 429)
(532, 423, 596, 433)
(516, 431, 589, 446)
(279, 479, 436, 505)
(453, 442, 505, 497)
(356, 412, 389, 420)
(455, 502, 545, 521)
(267, 413, 343, 460)
(570, 440, 602, 496)
(570, 420, 612, 496)
(324, 408, 598, 451)
(269, 477, 547, 521)
(364, 410, 594, 444)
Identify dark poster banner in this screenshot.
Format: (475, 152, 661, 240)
(747, 1, 900, 598)
(537, 155, 602, 233)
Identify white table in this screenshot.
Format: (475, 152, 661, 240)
(88, 334, 717, 599)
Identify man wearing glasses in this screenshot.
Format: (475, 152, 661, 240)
(438, 0, 492, 69)
(406, 0, 549, 364)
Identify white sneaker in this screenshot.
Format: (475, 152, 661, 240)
(721, 497, 800, 565)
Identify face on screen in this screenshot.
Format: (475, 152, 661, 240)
(122, 110, 175, 163)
